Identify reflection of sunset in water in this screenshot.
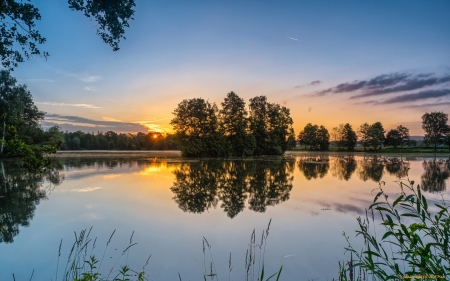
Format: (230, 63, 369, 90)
(0, 154, 449, 281)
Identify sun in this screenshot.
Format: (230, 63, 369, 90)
(152, 134, 158, 139)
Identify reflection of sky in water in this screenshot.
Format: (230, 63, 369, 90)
(0, 154, 449, 280)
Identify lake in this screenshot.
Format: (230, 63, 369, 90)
(1, 152, 449, 280)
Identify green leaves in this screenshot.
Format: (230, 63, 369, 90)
(341, 172, 450, 280)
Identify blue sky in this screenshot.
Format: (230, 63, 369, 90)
(11, 0, 450, 135)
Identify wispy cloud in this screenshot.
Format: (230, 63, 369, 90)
(83, 86, 97, 91)
(401, 101, 450, 108)
(36, 102, 101, 108)
(102, 117, 121, 122)
(42, 114, 151, 133)
(381, 89, 450, 104)
(80, 75, 101, 82)
(314, 72, 450, 98)
(61, 186, 102, 193)
(287, 37, 300, 41)
(57, 70, 102, 83)
(19, 78, 56, 83)
(294, 80, 321, 89)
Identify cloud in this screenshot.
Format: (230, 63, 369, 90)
(83, 86, 97, 91)
(287, 37, 300, 41)
(294, 80, 321, 89)
(61, 186, 102, 193)
(401, 101, 450, 109)
(352, 74, 450, 99)
(58, 70, 101, 82)
(315, 72, 450, 98)
(42, 114, 151, 133)
(80, 75, 101, 82)
(35, 102, 101, 109)
(381, 89, 450, 104)
(19, 78, 56, 83)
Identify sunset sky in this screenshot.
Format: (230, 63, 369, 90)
(12, 0, 450, 135)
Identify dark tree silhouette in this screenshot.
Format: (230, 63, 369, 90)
(330, 156, 357, 181)
(297, 156, 330, 180)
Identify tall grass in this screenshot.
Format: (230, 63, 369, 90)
(339, 170, 449, 280)
(193, 219, 282, 281)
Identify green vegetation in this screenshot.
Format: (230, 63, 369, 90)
(422, 112, 450, 152)
(339, 172, 450, 280)
(0, 0, 135, 70)
(0, 70, 64, 170)
(170, 92, 295, 157)
(298, 123, 330, 151)
(60, 131, 179, 151)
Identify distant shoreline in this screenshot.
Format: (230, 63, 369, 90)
(53, 150, 450, 159)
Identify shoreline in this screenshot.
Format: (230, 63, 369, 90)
(53, 150, 450, 159)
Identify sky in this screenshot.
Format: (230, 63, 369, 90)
(11, 0, 450, 135)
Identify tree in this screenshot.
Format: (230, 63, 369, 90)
(367, 122, 385, 150)
(0, 70, 45, 156)
(316, 125, 330, 151)
(396, 125, 410, 149)
(331, 124, 345, 150)
(341, 123, 357, 151)
(359, 122, 385, 151)
(422, 112, 450, 151)
(358, 123, 370, 151)
(298, 123, 318, 149)
(171, 98, 226, 157)
(248, 96, 294, 155)
(219, 91, 255, 157)
(385, 129, 402, 149)
(0, 0, 136, 70)
(297, 123, 329, 150)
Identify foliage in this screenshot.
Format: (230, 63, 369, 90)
(341, 172, 450, 280)
(385, 125, 410, 150)
(219, 91, 256, 157)
(171, 94, 294, 157)
(358, 122, 385, 151)
(68, 0, 136, 51)
(0, 0, 135, 70)
(56, 228, 150, 281)
(422, 112, 450, 151)
(249, 96, 294, 155)
(171, 98, 227, 157)
(297, 123, 330, 151)
(385, 129, 402, 149)
(332, 123, 358, 151)
(60, 130, 178, 151)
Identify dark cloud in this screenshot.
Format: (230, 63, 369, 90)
(381, 89, 450, 104)
(42, 114, 150, 133)
(353, 75, 450, 99)
(315, 72, 450, 99)
(295, 80, 321, 89)
(401, 101, 450, 109)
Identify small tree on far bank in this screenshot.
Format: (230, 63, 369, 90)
(422, 111, 450, 151)
(297, 123, 329, 151)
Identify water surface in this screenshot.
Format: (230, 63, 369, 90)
(1, 152, 449, 280)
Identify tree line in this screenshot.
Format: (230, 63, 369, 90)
(60, 131, 179, 151)
(298, 112, 450, 151)
(170, 92, 296, 157)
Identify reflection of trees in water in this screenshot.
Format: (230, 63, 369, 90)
(384, 158, 410, 179)
(247, 160, 294, 213)
(421, 159, 450, 193)
(0, 161, 64, 243)
(297, 156, 329, 180)
(170, 160, 294, 218)
(330, 156, 357, 181)
(357, 156, 385, 182)
(170, 162, 220, 214)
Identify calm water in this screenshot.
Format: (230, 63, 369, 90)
(1, 152, 449, 280)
